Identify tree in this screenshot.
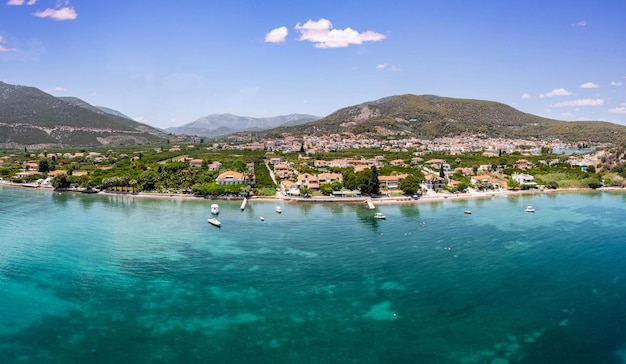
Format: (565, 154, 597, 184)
(299, 186, 312, 197)
(342, 170, 357, 190)
(38, 158, 52, 173)
(507, 177, 520, 190)
(51, 174, 70, 189)
(398, 174, 421, 195)
(369, 166, 380, 195)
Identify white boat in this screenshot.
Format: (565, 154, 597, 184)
(464, 210, 472, 214)
(524, 206, 535, 213)
(210, 204, 220, 215)
(275, 206, 282, 213)
(259, 216, 265, 221)
(207, 217, 221, 227)
(374, 212, 386, 220)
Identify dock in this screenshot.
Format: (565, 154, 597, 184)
(240, 197, 248, 211)
(366, 197, 375, 210)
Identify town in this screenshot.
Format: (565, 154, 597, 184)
(0, 133, 620, 200)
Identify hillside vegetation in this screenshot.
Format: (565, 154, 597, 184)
(0, 81, 171, 148)
(265, 94, 626, 144)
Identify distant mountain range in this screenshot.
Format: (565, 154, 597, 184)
(0, 81, 170, 149)
(166, 113, 321, 138)
(2, 80, 625, 149)
(263, 94, 626, 144)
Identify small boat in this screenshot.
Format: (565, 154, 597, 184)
(259, 216, 265, 221)
(207, 217, 221, 227)
(464, 210, 472, 214)
(524, 206, 535, 213)
(275, 206, 282, 213)
(210, 204, 220, 215)
(374, 212, 386, 220)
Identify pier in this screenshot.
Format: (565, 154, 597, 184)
(366, 197, 375, 210)
(240, 197, 248, 211)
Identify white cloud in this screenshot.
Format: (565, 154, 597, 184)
(521, 93, 530, 99)
(540, 88, 573, 98)
(7, 0, 37, 5)
(579, 82, 600, 89)
(574, 20, 587, 27)
(33, 7, 77, 21)
(376, 63, 399, 71)
(0, 36, 16, 52)
(611, 81, 623, 87)
(44, 86, 67, 93)
(294, 18, 385, 48)
(264, 26, 288, 44)
(551, 99, 604, 107)
(609, 103, 626, 114)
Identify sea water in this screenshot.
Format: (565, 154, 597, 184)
(1, 187, 626, 363)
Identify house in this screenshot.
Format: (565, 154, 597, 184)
(317, 173, 343, 184)
(511, 173, 536, 186)
(189, 159, 203, 168)
(273, 164, 292, 179)
(282, 180, 300, 196)
(378, 174, 409, 190)
(470, 174, 492, 185)
(513, 159, 531, 169)
(297, 173, 319, 189)
(48, 170, 67, 178)
(215, 171, 245, 185)
(423, 174, 445, 190)
(390, 159, 405, 167)
(246, 162, 255, 171)
(23, 162, 39, 171)
(16, 170, 39, 178)
(207, 162, 222, 171)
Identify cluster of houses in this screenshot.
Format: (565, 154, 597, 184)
(5, 140, 605, 193)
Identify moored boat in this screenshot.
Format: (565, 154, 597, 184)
(374, 212, 386, 220)
(524, 206, 535, 213)
(275, 206, 282, 213)
(210, 204, 220, 215)
(208, 217, 221, 227)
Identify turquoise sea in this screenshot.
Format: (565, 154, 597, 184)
(2, 186, 626, 363)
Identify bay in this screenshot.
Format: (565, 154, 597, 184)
(1, 186, 626, 363)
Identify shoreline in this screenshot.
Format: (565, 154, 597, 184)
(1, 180, 619, 206)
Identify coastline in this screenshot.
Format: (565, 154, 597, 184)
(1, 180, 616, 206)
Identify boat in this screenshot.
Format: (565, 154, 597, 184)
(210, 204, 220, 215)
(374, 212, 386, 220)
(275, 206, 282, 213)
(207, 217, 221, 227)
(464, 210, 472, 214)
(524, 206, 535, 213)
(259, 216, 265, 221)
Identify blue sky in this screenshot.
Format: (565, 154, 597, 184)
(1, 1, 625, 129)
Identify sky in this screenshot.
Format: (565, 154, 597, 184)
(0, 1, 625, 129)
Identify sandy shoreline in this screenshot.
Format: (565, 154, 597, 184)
(2, 180, 617, 207)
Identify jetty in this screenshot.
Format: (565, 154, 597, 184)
(366, 197, 375, 210)
(240, 197, 248, 211)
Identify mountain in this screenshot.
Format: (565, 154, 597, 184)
(262, 94, 626, 144)
(59, 97, 135, 121)
(0, 82, 170, 148)
(166, 113, 320, 138)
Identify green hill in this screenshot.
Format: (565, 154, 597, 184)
(265, 94, 626, 144)
(0, 81, 170, 148)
